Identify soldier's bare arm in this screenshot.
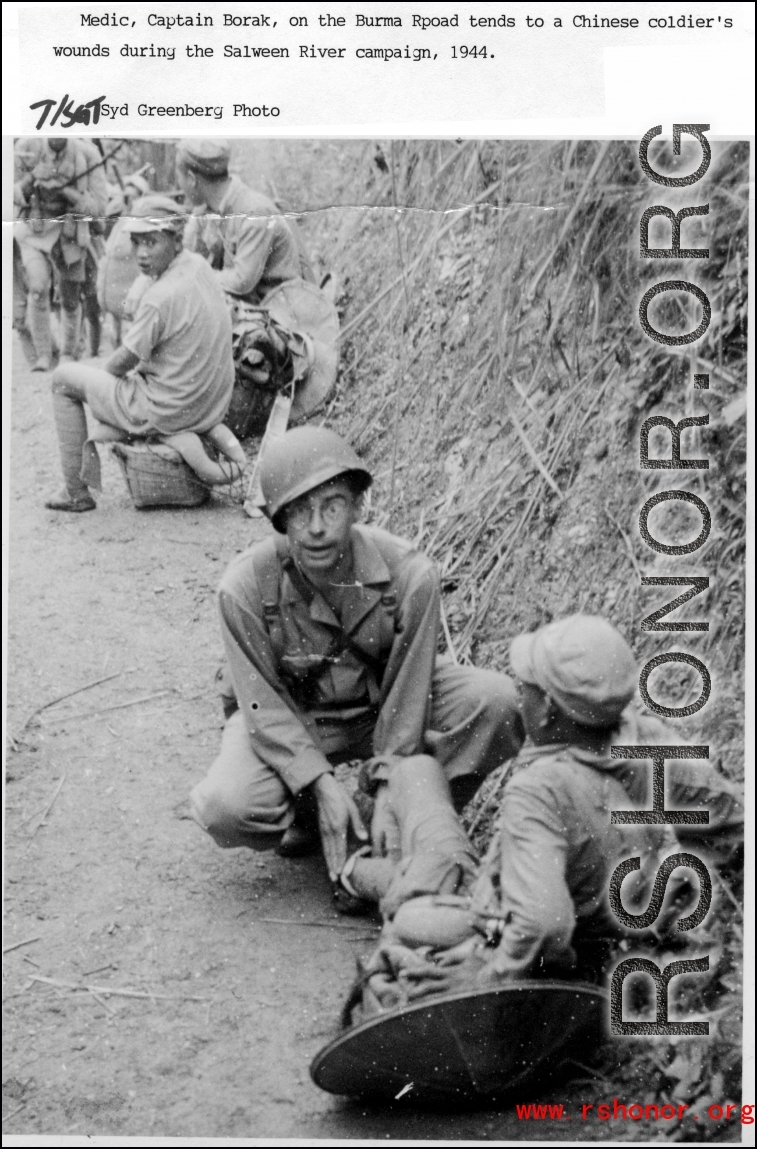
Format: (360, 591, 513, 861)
(104, 347, 141, 377)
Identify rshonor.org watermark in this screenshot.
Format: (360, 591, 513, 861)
(515, 1100, 754, 1124)
(608, 124, 717, 1035)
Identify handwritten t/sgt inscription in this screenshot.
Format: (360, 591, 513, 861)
(29, 94, 107, 131)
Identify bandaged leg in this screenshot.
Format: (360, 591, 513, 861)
(346, 755, 477, 918)
(59, 302, 82, 363)
(84, 294, 101, 357)
(13, 258, 37, 367)
(49, 366, 94, 507)
(28, 283, 54, 370)
(82, 253, 101, 357)
(19, 245, 54, 370)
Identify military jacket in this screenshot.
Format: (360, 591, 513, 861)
(218, 525, 441, 795)
(471, 718, 742, 978)
(186, 176, 302, 303)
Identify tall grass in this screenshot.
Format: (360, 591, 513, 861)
(297, 138, 747, 1135)
(311, 141, 745, 705)
(158, 136, 748, 1134)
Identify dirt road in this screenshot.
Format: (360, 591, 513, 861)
(4, 344, 549, 1142)
(11, 341, 719, 1144)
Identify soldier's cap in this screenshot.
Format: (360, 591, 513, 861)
(124, 194, 187, 235)
(176, 138, 231, 177)
(509, 614, 637, 728)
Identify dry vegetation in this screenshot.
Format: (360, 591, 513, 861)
(276, 137, 746, 1137)
(153, 137, 746, 1134)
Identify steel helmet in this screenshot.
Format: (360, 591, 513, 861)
(260, 426, 372, 532)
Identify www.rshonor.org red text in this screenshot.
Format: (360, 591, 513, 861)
(515, 1099, 754, 1123)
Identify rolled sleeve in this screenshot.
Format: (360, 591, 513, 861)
(218, 584, 333, 796)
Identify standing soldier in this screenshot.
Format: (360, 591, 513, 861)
(13, 136, 108, 372)
(176, 139, 314, 304)
(77, 137, 108, 360)
(189, 427, 523, 906)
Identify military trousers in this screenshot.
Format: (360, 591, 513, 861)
(189, 662, 522, 850)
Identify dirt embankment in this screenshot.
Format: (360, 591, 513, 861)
(4, 138, 746, 1140)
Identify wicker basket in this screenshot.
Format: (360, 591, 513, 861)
(112, 440, 210, 509)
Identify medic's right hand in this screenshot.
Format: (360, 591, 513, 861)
(311, 772, 368, 883)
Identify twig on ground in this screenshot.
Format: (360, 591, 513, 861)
(27, 974, 208, 1002)
(9, 670, 126, 745)
(88, 991, 118, 1015)
(3, 980, 35, 1000)
(20, 801, 49, 828)
(27, 772, 66, 837)
(2, 1102, 27, 1123)
(3, 936, 41, 954)
(81, 962, 118, 977)
(253, 916, 378, 932)
(42, 692, 170, 725)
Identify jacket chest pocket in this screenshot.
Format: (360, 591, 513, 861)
(280, 650, 332, 681)
(277, 614, 335, 681)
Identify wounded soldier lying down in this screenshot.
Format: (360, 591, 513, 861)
(344, 615, 742, 1018)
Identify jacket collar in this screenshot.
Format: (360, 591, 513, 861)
(349, 525, 392, 589)
(280, 526, 391, 633)
(516, 705, 637, 774)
